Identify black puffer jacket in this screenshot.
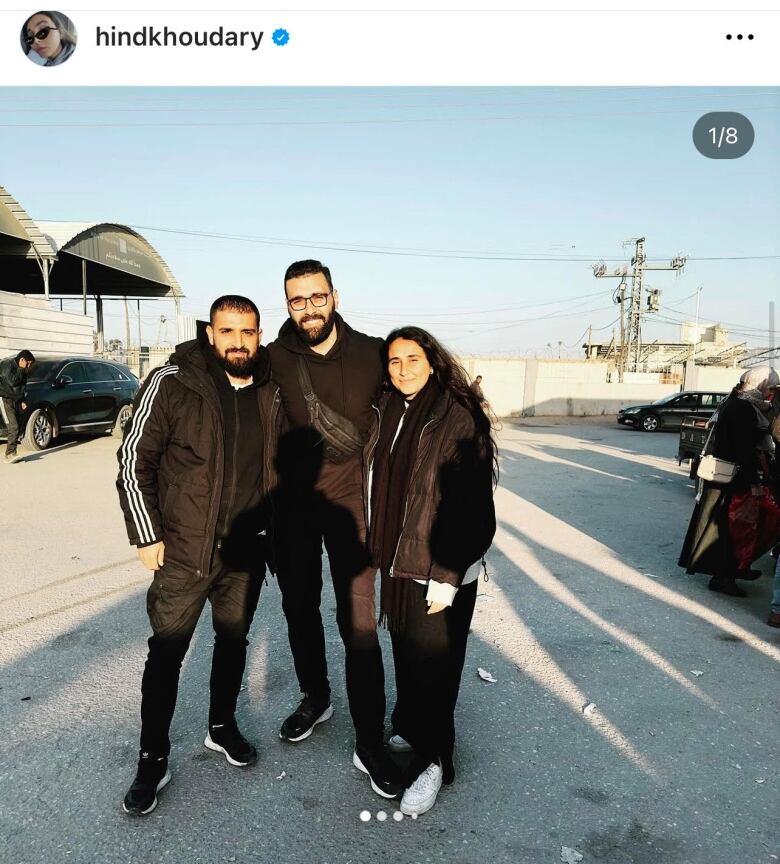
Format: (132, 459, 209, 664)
(116, 338, 279, 577)
(0, 357, 25, 401)
(365, 389, 496, 588)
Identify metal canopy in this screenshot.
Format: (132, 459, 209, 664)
(34, 221, 183, 299)
(0, 186, 56, 260)
(0, 186, 182, 300)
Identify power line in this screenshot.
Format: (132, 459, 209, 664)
(128, 223, 780, 263)
(3, 104, 779, 129)
(5, 89, 775, 114)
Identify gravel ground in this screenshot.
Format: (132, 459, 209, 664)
(0, 423, 777, 864)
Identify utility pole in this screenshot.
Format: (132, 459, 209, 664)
(770, 300, 776, 355)
(124, 297, 131, 354)
(593, 238, 686, 376)
(694, 286, 703, 343)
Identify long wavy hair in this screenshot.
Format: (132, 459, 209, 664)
(383, 326, 498, 485)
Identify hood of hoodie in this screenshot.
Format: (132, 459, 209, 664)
(274, 312, 350, 362)
(168, 332, 272, 388)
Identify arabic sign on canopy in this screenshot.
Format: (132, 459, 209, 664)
(65, 227, 169, 285)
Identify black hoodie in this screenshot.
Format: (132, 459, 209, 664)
(267, 314, 383, 498)
(268, 313, 383, 438)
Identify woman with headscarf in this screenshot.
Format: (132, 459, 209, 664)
(679, 365, 779, 596)
(366, 327, 497, 816)
(21, 11, 77, 67)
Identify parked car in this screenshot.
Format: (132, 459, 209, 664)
(0, 356, 139, 451)
(617, 390, 727, 432)
(678, 414, 712, 478)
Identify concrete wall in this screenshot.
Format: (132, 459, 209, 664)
(461, 356, 687, 418)
(683, 363, 742, 393)
(0, 292, 93, 357)
(459, 356, 526, 418)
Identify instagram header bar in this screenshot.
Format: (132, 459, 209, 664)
(3, 12, 778, 85)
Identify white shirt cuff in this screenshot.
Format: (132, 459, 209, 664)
(425, 580, 458, 606)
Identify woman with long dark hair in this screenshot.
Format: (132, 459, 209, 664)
(366, 326, 497, 816)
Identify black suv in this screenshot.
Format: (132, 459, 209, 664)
(0, 356, 139, 451)
(617, 390, 727, 433)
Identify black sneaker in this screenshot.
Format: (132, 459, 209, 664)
(204, 721, 258, 766)
(279, 696, 333, 743)
(122, 751, 171, 816)
(353, 744, 404, 800)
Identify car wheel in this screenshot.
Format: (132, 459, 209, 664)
(24, 408, 54, 451)
(641, 414, 660, 432)
(112, 404, 133, 438)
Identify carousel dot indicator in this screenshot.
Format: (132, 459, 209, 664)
(359, 810, 371, 822)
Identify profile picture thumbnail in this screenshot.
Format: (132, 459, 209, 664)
(21, 11, 77, 67)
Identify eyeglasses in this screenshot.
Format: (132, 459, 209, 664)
(286, 292, 331, 312)
(24, 26, 58, 46)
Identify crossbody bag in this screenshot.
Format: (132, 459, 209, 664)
(296, 356, 367, 464)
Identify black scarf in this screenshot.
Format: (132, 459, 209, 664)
(370, 377, 441, 631)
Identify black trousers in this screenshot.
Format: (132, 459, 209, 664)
(276, 481, 385, 747)
(1, 398, 20, 456)
(138, 547, 263, 756)
(390, 579, 477, 785)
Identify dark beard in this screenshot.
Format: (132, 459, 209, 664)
(295, 311, 336, 346)
(212, 346, 259, 378)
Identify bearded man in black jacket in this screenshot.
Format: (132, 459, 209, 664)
(268, 260, 402, 800)
(116, 295, 274, 816)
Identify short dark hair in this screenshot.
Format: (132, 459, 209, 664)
(16, 349, 35, 363)
(283, 260, 333, 295)
(209, 295, 260, 326)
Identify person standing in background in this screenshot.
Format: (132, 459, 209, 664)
(0, 349, 35, 464)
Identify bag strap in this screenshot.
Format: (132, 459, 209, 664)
(702, 393, 734, 456)
(296, 356, 318, 405)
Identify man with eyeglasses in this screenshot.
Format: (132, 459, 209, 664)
(267, 259, 403, 800)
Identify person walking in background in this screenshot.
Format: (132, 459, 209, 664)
(116, 296, 275, 816)
(367, 327, 497, 816)
(268, 260, 402, 800)
(470, 374, 484, 403)
(0, 349, 35, 464)
(679, 366, 779, 597)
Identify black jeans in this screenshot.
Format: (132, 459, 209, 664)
(138, 547, 263, 756)
(275, 480, 385, 748)
(1, 398, 20, 456)
(390, 579, 477, 785)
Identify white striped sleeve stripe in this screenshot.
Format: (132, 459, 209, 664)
(119, 365, 178, 545)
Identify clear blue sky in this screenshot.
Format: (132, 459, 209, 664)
(2, 86, 778, 354)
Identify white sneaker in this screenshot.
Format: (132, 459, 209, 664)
(388, 734, 413, 753)
(400, 762, 443, 816)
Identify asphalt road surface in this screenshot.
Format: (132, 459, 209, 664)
(0, 420, 777, 864)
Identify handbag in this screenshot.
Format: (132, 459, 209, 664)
(697, 454, 738, 484)
(296, 356, 367, 464)
(729, 487, 780, 569)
